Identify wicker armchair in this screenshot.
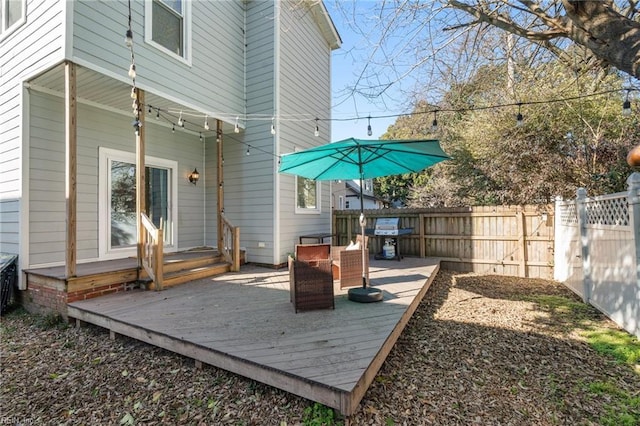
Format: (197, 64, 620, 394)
(331, 235, 369, 289)
(289, 244, 334, 313)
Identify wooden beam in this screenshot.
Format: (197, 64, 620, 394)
(136, 89, 146, 270)
(65, 61, 77, 278)
(217, 119, 224, 253)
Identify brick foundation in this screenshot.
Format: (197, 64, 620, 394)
(21, 276, 134, 318)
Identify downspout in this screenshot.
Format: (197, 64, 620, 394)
(273, 0, 281, 266)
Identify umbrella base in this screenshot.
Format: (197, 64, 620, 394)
(347, 287, 383, 303)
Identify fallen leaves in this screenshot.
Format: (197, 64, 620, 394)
(1, 271, 638, 425)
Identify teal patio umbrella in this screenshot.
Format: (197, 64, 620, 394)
(279, 138, 449, 302)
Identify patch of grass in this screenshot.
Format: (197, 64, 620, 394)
(583, 329, 640, 367)
(525, 294, 640, 370)
(302, 403, 342, 426)
(34, 313, 69, 330)
(524, 294, 598, 325)
(586, 381, 640, 426)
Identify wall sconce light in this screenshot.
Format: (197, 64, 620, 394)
(188, 168, 200, 185)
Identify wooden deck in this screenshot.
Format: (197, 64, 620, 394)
(67, 257, 440, 416)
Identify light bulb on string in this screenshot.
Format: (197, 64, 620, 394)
(155, 109, 160, 120)
(431, 111, 438, 132)
(125, 29, 133, 47)
(234, 116, 240, 133)
(516, 104, 524, 127)
(172, 124, 175, 133)
(314, 118, 320, 137)
(128, 63, 136, 79)
(204, 115, 210, 130)
(623, 90, 632, 116)
(367, 116, 372, 136)
(271, 117, 276, 135)
(246, 145, 250, 156)
(177, 111, 184, 127)
(130, 87, 137, 99)
(199, 133, 203, 142)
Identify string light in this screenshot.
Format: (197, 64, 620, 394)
(516, 103, 524, 127)
(246, 145, 250, 155)
(367, 115, 372, 136)
(199, 132, 203, 142)
(139, 85, 636, 154)
(125, 29, 133, 47)
(128, 64, 136, 79)
(623, 90, 632, 116)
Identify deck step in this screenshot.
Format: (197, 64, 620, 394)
(160, 262, 231, 288)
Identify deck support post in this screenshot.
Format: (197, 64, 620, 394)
(217, 119, 224, 253)
(136, 89, 146, 272)
(64, 61, 77, 278)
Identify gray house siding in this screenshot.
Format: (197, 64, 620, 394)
(27, 91, 206, 267)
(71, 0, 245, 124)
(0, 0, 65, 258)
(3, 0, 339, 272)
(276, 2, 333, 262)
(227, 0, 276, 265)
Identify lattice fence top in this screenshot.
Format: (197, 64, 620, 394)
(558, 201, 578, 226)
(585, 196, 629, 226)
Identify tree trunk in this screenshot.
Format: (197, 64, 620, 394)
(562, 1, 640, 77)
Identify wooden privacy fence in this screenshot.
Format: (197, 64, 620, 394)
(333, 205, 555, 279)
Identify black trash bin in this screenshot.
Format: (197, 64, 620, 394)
(1, 254, 18, 315)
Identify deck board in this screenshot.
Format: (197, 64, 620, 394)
(67, 257, 439, 416)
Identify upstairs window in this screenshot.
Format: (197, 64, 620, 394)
(146, 0, 191, 62)
(1, 0, 25, 39)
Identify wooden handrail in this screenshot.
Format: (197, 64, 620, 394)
(141, 213, 163, 290)
(220, 215, 240, 272)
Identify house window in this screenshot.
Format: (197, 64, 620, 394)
(296, 176, 320, 213)
(99, 148, 178, 259)
(145, 0, 191, 61)
(1, 0, 25, 39)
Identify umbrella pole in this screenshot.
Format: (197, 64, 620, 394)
(346, 171, 383, 303)
(359, 211, 366, 289)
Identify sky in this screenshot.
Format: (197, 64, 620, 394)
(324, 1, 401, 142)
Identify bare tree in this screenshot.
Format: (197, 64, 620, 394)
(329, 0, 639, 106)
(447, 0, 640, 77)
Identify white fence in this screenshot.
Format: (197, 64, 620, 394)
(554, 172, 640, 338)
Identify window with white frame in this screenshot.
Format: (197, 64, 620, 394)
(145, 0, 191, 61)
(1, 0, 25, 39)
(296, 176, 320, 213)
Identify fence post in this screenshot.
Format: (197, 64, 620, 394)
(419, 213, 425, 258)
(627, 172, 640, 337)
(553, 196, 563, 282)
(576, 188, 591, 304)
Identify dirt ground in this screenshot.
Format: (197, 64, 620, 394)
(1, 270, 639, 425)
